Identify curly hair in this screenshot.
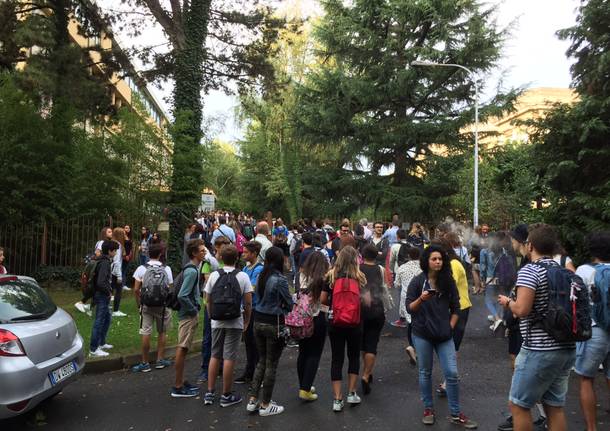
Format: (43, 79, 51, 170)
(420, 244, 455, 296)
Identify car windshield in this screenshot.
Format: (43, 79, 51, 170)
(0, 279, 57, 323)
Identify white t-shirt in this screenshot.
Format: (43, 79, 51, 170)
(553, 254, 573, 267)
(576, 263, 597, 326)
(204, 266, 253, 329)
(133, 259, 174, 284)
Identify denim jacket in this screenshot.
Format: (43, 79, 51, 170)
(480, 248, 509, 283)
(255, 272, 293, 316)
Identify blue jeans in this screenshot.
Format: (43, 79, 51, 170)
(90, 293, 112, 351)
(200, 306, 212, 373)
(412, 334, 460, 416)
(485, 283, 502, 318)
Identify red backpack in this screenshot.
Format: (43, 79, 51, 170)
(331, 277, 361, 327)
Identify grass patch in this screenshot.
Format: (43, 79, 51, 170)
(47, 288, 196, 360)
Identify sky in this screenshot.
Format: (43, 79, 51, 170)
(106, 0, 581, 142)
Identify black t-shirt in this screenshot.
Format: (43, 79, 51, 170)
(359, 263, 385, 319)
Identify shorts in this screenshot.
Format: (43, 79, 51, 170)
(361, 316, 384, 354)
(139, 306, 172, 335)
(509, 348, 575, 409)
(575, 326, 610, 379)
(211, 327, 242, 361)
(177, 314, 199, 350)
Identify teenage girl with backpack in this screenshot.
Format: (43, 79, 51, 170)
(247, 247, 293, 416)
(325, 245, 367, 412)
(359, 244, 392, 396)
(296, 251, 330, 401)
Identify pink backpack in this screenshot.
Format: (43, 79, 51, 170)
(285, 292, 314, 339)
(236, 232, 246, 253)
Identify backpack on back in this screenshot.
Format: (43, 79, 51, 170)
(140, 264, 170, 307)
(592, 264, 610, 331)
(81, 258, 100, 297)
(495, 253, 517, 288)
(330, 277, 361, 327)
(168, 263, 197, 311)
(532, 262, 592, 343)
(209, 268, 242, 320)
(285, 292, 314, 339)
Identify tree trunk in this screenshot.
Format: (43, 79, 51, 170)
(167, 0, 212, 272)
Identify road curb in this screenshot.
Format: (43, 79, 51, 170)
(83, 338, 203, 375)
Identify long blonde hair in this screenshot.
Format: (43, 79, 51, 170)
(112, 227, 126, 257)
(328, 245, 366, 286)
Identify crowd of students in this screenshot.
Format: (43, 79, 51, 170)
(76, 213, 610, 431)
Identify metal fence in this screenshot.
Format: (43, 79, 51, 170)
(0, 216, 155, 276)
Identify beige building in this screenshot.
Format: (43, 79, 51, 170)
(475, 87, 578, 148)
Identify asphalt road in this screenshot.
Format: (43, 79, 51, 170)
(3, 295, 609, 431)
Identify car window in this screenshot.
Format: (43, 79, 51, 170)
(0, 279, 57, 323)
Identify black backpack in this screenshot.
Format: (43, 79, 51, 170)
(530, 262, 592, 343)
(168, 264, 197, 311)
(140, 264, 170, 307)
(209, 268, 242, 320)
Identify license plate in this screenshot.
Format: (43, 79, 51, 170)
(49, 361, 77, 385)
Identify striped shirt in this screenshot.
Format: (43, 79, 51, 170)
(517, 258, 576, 351)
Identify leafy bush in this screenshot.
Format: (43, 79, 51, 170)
(33, 265, 81, 288)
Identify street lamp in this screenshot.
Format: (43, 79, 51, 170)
(410, 60, 479, 228)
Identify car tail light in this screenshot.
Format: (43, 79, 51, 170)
(0, 329, 26, 356)
(7, 399, 30, 412)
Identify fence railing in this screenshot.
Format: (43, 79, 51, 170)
(0, 216, 158, 277)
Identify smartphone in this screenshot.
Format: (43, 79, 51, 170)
(426, 288, 437, 296)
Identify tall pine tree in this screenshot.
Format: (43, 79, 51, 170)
(296, 0, 516, 221)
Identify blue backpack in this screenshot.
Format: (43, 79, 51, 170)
(531, 262, 592, 343)
(592, 264, 610, 331)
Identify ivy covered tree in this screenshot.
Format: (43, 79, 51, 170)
(295, 0, 517, 222)
(112, 0, 282, 270)
(529, 0, 610, 258)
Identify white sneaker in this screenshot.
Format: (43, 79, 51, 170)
(259, 401, 284, 416)
(122, 286, 131, 291)
(487, 315, 495, 322)
(84, 303, 91, 311)
(101, 344, 113, 350)
(90, 348, 109, 357)
(333, 399, 344, 412)
(347, 392, 361, 404)
(246, 399, 259, 413)
(112, 311, 127, 317)
(492, 319, 503, 332)
(75, 302, 87, 313)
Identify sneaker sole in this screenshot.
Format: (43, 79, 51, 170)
(259, 410, 284, 416)
(220, 400, 242, 407)
(138, 368, 152, 373)
(171, 392, 198, 398)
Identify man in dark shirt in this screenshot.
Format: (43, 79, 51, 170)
(89, 240, 118, 357)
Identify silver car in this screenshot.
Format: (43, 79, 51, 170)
(0, 275, 85, 419)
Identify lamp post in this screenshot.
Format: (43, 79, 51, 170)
(410, 60, 479, 228)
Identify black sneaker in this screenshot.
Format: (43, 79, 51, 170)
(234, 375, 250, 385)
(533, 417, 547, 430)
(497, 415, 513, 431)
(436, 384, 447, 397)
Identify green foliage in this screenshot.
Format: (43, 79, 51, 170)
(33, 265, 82, 288)
(527, 0, 610, 260)
(0, 72, 169, 224)
(294, 0, 518, 222)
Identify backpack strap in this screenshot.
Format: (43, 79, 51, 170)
(217, 227, 234, 244)
(560, 255, 567, 268)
